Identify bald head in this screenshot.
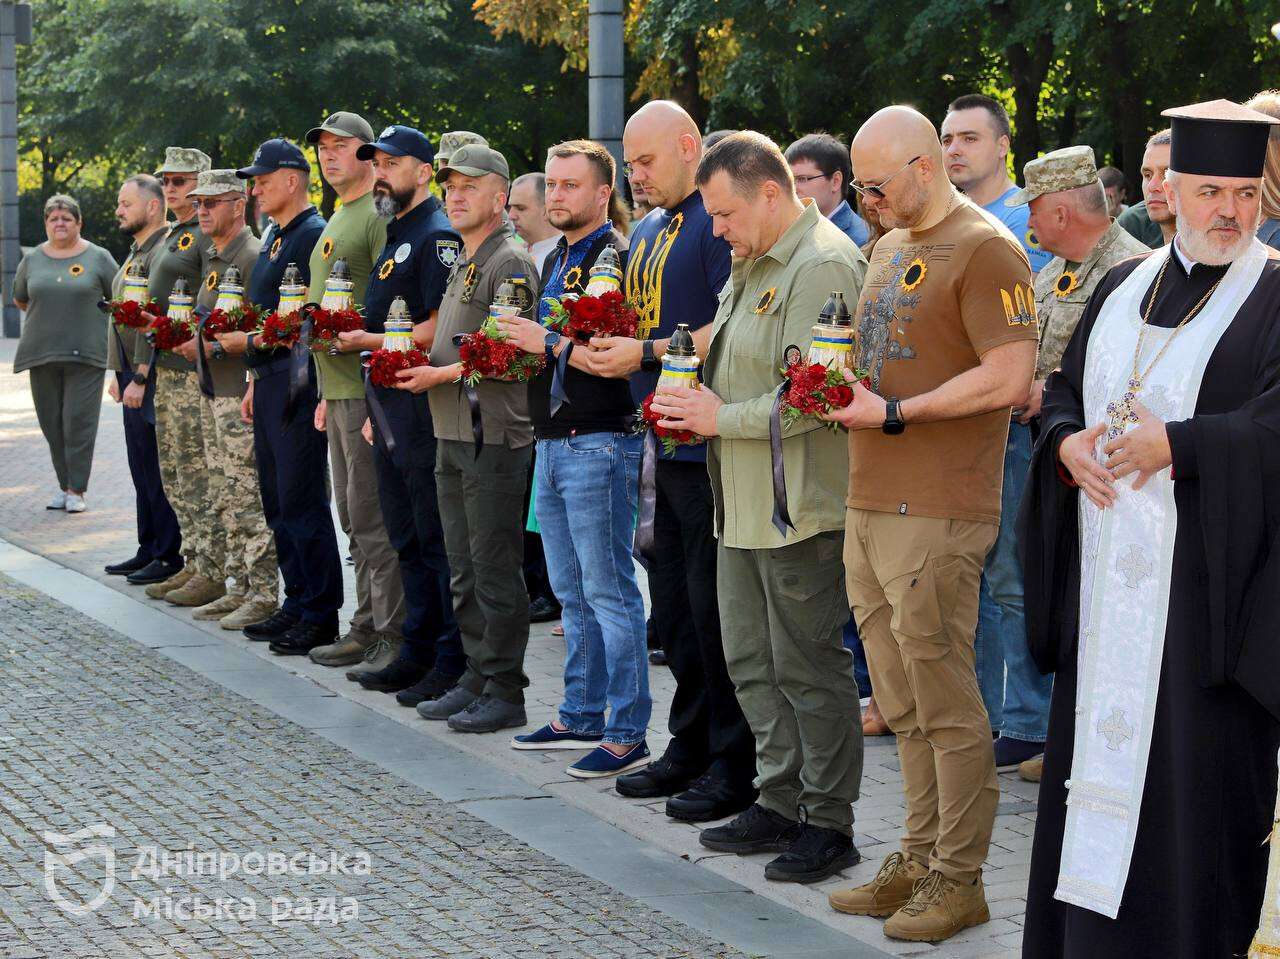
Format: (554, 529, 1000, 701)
(624, 99, 702, 209)
(851, 106, 950, 232)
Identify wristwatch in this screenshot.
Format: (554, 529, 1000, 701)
(246, 333, 257, 352)
(882, 398, 905, 435)
(130, 371, 147, 387)
(640, 339, 661, 373)
(211, 341, 226, 360)
(543, 328, 562, 359)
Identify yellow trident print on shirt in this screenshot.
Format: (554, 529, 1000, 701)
(1000, 283, 1036, 327)
(625, 211, 684, 339)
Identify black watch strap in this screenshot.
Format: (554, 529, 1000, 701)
(641, 338, 660, 372)
(883, 398, 905, 435)
(131, 371, 147, 386)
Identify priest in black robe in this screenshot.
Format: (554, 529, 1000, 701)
(1021, 100, 1280, 958)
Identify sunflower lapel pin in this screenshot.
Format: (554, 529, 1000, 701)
(753, 287, 777, 314)
(562, 265, 584, 293)
(68, 263, 84, 278)
(377, 258, 394, 281)
(899, 257, 927, 292)
(269, 236, 283, 261)
(320, 237, 335, 261)
(175, 232, 194, 253)
(1054, 269, 1079, 298)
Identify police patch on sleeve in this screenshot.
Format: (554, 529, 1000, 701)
(436, 239, 460, 268)
(394, 242, 412, 264)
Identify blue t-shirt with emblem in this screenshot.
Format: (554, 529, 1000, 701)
(982, 186, 1051, 273)
(624, 190, 732, 462)
(364, 194, 458, 333)
(245, 205, 325, 368)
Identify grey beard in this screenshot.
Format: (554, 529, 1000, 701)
(374, 192, 401, 218)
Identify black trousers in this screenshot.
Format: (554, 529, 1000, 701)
(650, 458, 756, 785)
(371, 387, 464, 673)
(117, 371, 181, 566)
(253, 368, 342, 626)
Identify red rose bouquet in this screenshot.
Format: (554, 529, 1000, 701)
(367, 347, 429, 388)
(146, 314, 196, 352)
(106, 299, 161, 330)
(308, 307, 364, 353)
(542, 289, 638, 343)
(202, 305, 261, 340)
(779, 360, 866, 430)
(456, 317, 546, 387)
(638, 392, 704, 455)
(257, 310, 303, 350)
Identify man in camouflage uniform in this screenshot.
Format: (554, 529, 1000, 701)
(136, 147, 224, 605)
(998, 146, 1149, 781)
(178, 169, 278, 627)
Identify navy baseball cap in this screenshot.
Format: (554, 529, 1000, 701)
(356, 125, 436, 165)
(236, 138, 311, 178)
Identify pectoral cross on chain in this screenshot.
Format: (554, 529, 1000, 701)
(1106, 377, 1143, 440)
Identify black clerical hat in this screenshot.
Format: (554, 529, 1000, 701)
(1161, 99, 1277, 177)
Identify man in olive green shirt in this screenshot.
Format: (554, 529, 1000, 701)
(301, 111, 406, 671)
(652, 132, 866, 883)
(134, 145, 216, 597)
(103, 173, 182, 582)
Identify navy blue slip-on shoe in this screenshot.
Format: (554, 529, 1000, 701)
(566, 741, 651, 780)
(511, 723, 604, 751)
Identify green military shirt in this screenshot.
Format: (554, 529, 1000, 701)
(704, 201, 867, 550)
(1116, 200, 1166, 250)
(12, 243, 117, 373)
(428, 226, 537, 447)
(1033, 220, 1148, 379)
(195, 226, 260, 398)
(137, 213, 207, 372)
(307, 191, 388, 400)
(107, 227, 166, 372)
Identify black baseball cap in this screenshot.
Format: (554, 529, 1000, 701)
(305, 111, 375, 144)
(236, 138, 311, 178)
(356, 125, 436, 165)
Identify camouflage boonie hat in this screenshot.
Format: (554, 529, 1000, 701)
(437, 131, 488, 166)
(186, 169, 247, 197)
(1006, 145, 1098, 206)
(155, 146, 212, 176)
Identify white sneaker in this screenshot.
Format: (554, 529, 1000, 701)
(46, 490, 67, 510)
(65, 493, 85, 513)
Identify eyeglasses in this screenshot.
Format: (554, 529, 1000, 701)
(193, 197, 240, 210)
(851, 156, 923, 201)
(793, 173, 833, 185)
(161, 175, 190, 187)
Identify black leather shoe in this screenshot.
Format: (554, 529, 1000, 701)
(356, 656, 427, 692)
(648, 649, 668, 666)
(666, 773, 758, 823)
(126, 559, 182, 585)
(105, 554, 148, 576)
(615, 753, 699, 799)
(269, 622, 339, 656)
(699, 803, 802, 855)
(528, 595, 562, 624)
(764, 823, 860, 884)
(243, 609, 300, 642)
(395, 669, 464, 706)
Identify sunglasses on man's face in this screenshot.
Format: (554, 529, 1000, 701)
(851, 156, 923, 201)
(161, 175, 190, 187)
(193, 197, 239, 210)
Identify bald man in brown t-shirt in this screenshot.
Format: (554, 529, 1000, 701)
(823, 106, 1037, 944)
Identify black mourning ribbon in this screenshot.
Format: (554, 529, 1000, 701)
(100, 299, 158, 425)
(768, 380, 797, 537)
(549, 340, 573, 417)
(193, 305, 215, 399)
(451, 332, 486, 461)
(361, 353, 401, 469)
(283, 304, 317, 426)
(632, 427, 658, 563)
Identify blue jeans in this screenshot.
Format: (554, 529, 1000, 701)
(537, 432, 651, 745)
(974, 421, 1051, 742)
(841, 617, 872, 699)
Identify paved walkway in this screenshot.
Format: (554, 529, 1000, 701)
(0, 341, 1034, 957)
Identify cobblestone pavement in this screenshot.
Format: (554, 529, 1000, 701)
(0, 340, 1033, 957)
(0, 573, 753, 959)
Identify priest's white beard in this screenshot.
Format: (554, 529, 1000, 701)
(1174, 207, 1259, 265)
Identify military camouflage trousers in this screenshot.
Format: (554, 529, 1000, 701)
(198, 393, 277, 603)
(154, 368, 214, 572)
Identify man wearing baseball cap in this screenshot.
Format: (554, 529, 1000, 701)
(334, 124, 466, 701)
(296, 112, 408, 679)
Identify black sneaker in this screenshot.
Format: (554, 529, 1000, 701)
(764, 822, 860, 884)
(528, 595, 561, 624)
(699, 803, 801, 855)
(268, 622, 339, 656)
(616, 752, 698, 799)
(666, 772, 758, 823)
(243, 609, 299, 642)
(356, 656, 427, 692)
(395, 669, 464, 707)
(105, 554, 148, 576)
(447, 694, 527, 733)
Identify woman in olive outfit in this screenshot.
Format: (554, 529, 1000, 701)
(12, 195, 118, 512)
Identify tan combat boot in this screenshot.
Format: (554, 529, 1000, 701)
(1019, 754, 1044, 782)
(345, 633, 403, 682)
(829, 852, 928, 917)
(145, 566, 193, 600)
(882, 869, 990, 942)
(192, 592, 244, 621)
(310, 627, 377, 667)
(165, 575, 226, 607)
(219, 597, 277, 631)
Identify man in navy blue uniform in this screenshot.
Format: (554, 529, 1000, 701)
(334, 125, 465, 696)
(215, 138, 342, 656)
(588, 101, 758, 819)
